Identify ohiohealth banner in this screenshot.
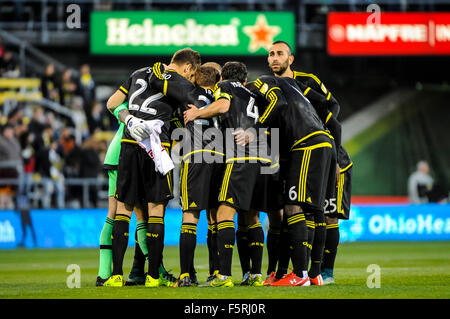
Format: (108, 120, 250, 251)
(0, 204, 449, 249)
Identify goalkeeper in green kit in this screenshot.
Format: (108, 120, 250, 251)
(95, 102, 175, 286)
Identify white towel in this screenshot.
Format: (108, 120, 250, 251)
(137, 120, 174, 175)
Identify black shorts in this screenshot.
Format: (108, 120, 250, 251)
(250, 164, 284, 213)
(179, 160, 223, 212)
(115, 142, 173, 206)
(218, 162, 261, 212)
(283, 135, 334, 211)
(325, 164, 353, 219)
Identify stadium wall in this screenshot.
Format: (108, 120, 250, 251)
(0, 205, 449, 249)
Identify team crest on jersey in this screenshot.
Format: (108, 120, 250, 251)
(259, 83, 269, 95)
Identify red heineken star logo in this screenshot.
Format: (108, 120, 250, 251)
(243, 14, 281, 53)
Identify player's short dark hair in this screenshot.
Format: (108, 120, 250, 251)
(171, 48, 201, 70)
(221, 61, 247, 84)
(272, 40, 292, 56)
(195, 65, 220, 87)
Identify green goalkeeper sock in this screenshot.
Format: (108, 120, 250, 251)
(136, 221, 149, 258)
(98, 217, 114, 279)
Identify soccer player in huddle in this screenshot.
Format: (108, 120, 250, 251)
(265, 40, 353, 285)
(104, 48, 201, 287)
(184, 62, 270, 287)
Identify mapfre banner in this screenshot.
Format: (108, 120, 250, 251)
(327, 12, 450, 55)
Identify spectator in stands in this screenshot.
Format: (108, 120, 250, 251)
(35, 137, 65, 209)
(91, 102, 106, 132)
(80, 136, 102, 207)
(59, 68, 77, 107)
(408, 161, 434, 204)
(78, 64, 96, 134)
(40, 63, 60, 102)
(0, 123, 22, 209)
(0, 50, 20, 78)
(62, 133, 83, 208)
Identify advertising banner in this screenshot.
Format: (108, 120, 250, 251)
(327, 12, 450, 55)
(90, 11, 295, 55)
(0, 204, 449, 249)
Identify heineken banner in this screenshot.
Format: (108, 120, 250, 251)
(90, 11, 295, 55)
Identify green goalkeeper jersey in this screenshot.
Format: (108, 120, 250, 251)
(103, 103, 127, 169)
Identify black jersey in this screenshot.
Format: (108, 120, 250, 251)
(253, 75, 330, 154)
(292, 71, 340, 117)
(118, 63, 193, 144)
(214, 80, 270, 164)
(283, 77, 342, 150)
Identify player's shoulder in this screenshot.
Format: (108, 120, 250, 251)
(293, 70, 329, 94)
(292, 70, 322, 85)
(191, 86, 214, 100)
(129, 66, 153, 78)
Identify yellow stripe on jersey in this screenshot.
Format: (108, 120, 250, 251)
(259, 88, 279, 124)
(325, 112, 333, 124)
(163, 79, 168, 95)
(292, 142, 333, 152)
(182, 161, 189, 211)
(219, 163, 233, 202)
(121, 139, 137, 144)
(326, 224, 339, 229)
(303, 87, 311, 96)
(290, 131, 334, 150)
(326, 92, 331, 101)
(337, 173, 345, 214)
(182, 149, 225, 162)
(225, 157, 271, 164)
(293, 71, 321, 85)
(153, 62, 164, 80)
(119, 86, 128, 95)
(298, 149, 311, 202)
(340, 162, 354, 173)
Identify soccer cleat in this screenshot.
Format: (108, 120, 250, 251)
(240, 272, 251, 286)
(248, 274, 264, 287)
(190, 272, 199, 287)
(198, 274, 218, 287)
(310, 274, 324, 286)
(159, 268, 177, 287)
(263, 272, 277, 286)
(103, 275, 124, 287)
(95, 276, 108, 287)
(321, 269, 335, 285)
(125, 270, 146, 286)
(211, 275, 234, 288)
(174, 276, 193, 287)
(270, 272, 310, 287)
(145, 274, 160, 288)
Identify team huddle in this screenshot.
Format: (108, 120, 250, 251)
(96, 41, 353, 288)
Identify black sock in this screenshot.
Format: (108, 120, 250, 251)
(217, 220, 235, 277)
(266, 226, 281, 275)
(286, 213, 308, 277)
(132, 229, 146, 274)
(309, 213, 326, 278)
(305, 213, 315, 266)
(323, 223, 339, 271)
(179, 223, 197, 277)
(147, 216, 164, 279)
(207, 224, 214, 275)
(211, 223, 220, 275)
(236, 224, 251, 276)
(111, 214, 130, 276)
(248, 222, 264, 275)
(276, 217, 290, 279)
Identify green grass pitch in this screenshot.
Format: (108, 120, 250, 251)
(1, 242, 449, 299)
